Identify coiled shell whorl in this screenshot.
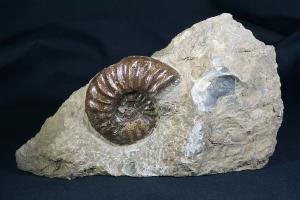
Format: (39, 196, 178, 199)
(85, 56, 180, 145)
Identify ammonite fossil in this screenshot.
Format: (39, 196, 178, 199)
(85, 56, 180, 145)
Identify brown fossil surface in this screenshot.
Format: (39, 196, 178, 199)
(85, 56, 180, 145)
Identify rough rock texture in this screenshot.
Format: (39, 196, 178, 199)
(16, 13, 283, 179)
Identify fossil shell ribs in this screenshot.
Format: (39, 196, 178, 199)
(85, 56, 180, 145)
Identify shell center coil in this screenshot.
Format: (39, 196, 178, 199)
(116, 93, 157, 122)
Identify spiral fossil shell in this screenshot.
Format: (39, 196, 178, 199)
(85, 56, 180, 145)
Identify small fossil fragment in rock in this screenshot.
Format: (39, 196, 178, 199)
(85, 56, 180, 145)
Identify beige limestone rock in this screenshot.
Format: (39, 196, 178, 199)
(16, 13, 283, 179)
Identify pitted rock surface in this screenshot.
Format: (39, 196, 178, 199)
(16, 13, 283, 179)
